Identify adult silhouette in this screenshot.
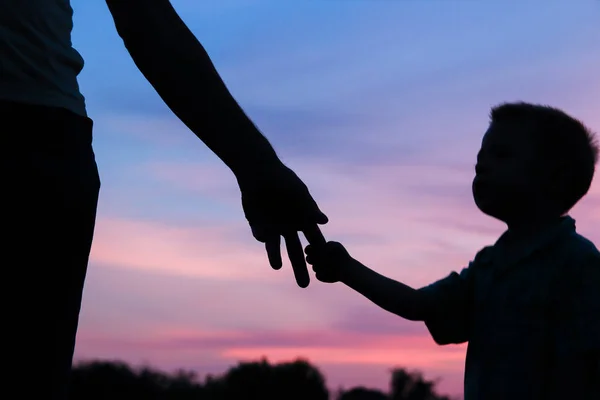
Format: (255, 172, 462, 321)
(0, 1, 327, 399)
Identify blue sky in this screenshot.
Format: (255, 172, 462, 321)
(70, 1, 600, 397)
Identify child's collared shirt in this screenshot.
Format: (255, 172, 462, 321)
(419, 216, 600, 400)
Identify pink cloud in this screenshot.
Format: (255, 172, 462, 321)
(89, 216, 269, 281)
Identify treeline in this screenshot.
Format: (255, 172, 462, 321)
(69, 358, 457, 400)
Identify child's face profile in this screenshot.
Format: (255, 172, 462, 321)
(472, 122, 549, 224)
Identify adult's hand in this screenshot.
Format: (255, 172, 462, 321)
(237, 162, 328, 288)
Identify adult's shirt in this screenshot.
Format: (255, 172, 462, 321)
(0, 0, 86, 116)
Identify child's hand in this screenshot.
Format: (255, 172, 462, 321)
(305, 241, 353, 283)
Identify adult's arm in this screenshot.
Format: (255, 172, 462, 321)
(105, 0, 279, 177)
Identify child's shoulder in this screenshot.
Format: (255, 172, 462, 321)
(561, 231, 599, 262)
(556, 231, 600, 280)
(472, 245, 495, 264)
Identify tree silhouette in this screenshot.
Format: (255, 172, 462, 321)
(69, 359, 455, 400)
(338, 386, 389, 399)
(69, 360, 205, 400)
(389, 368, 452, 400)
(214, 357, 329, 400)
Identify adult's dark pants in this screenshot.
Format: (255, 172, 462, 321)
(0, 100, 100, 399)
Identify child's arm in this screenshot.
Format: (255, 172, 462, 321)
(307, 242, 443, 322)
(306, 241, 476, 344)
(338, 251, 428, 321)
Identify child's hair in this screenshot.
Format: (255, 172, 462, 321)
(490, 102, 598, 215)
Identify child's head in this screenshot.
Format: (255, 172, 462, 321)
(472, 102, 598, 226)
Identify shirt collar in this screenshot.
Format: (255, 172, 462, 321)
(488, 216, 576, 270)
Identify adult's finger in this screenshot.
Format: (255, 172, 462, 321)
(303, 225, 326, 247)
(265, 235, 282, 270)
(303, 190, 329, 225)
(283, 231, 310, 288)
(313, 205, 329, 225)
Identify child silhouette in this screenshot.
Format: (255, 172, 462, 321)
(306, 102, 599, 400)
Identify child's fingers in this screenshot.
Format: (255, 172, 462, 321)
(304, 244, 313, 255)
(305, 243, 324, 260)
(306, 255, 325, 266)
(306, 251, 326, 265)
(311, 262, 326, 273)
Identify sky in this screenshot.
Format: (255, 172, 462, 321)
(70, 1, 600, 398)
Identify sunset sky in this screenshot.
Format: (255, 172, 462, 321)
(71, 1, 600, 398)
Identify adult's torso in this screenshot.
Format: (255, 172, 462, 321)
(0, 0, 86, 116)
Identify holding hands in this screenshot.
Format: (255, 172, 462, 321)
(304, 241, 355, 283)
(237, 161, 328, 288)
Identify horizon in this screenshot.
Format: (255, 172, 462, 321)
(71, 1, 600, 398)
